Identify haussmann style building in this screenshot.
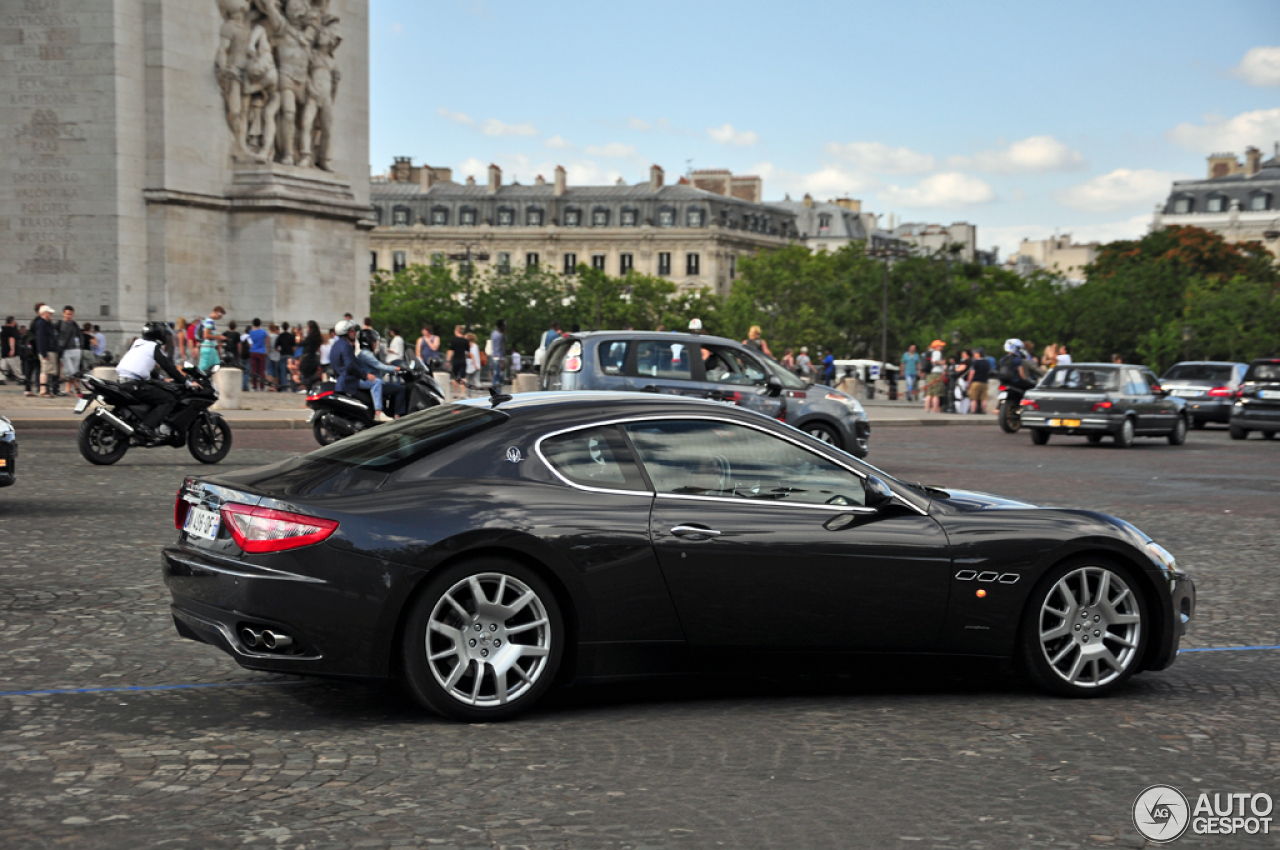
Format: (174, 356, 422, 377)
(1153, 143, 1280, 258)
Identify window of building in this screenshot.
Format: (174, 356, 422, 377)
(658, 207, 675, 227)
(430, 206, 448, 225)
(392, 251, 406, 273)
(497, 207, 514, 226)
(526, 252, 539, 268)
(592, 207, 609, 226)
(658, 252, 672, 276)
(818, 213, 831, 232)
(563, 252, 578, 275)
(460, 206, 477, 225)
(620, 253, 633, 274)
(728, 254, 736, 280)
(564, 207, 581, 226)
(592, 254, 606, 270)
(1249, 193, 1271, 211)
(526, 207, 544, 226)
(369, 250, 378, 272)
(687, 208, 704, 227)
(686, 253, 700, 276)
(373, 206, 383, 225)
(431, 252, 444, 267)
(392, 206, 410, 226)
(1205, 196, 1226, 213)
(1172, 197, 1193, 214)
(620, 207, 638, 226)
(497, 251, 511, 273)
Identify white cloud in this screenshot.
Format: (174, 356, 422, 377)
(1055, 168, 1184, 213)
(481, 118, 538, 138)
(437, 107, 475, 128)
(707, 124, 760, 147)
(544, 135, 573, 150)
(750, 161, 879, 198)
(949, 135, 1085, 174)
(982, 216, 1150, 261)
(824, 141, 935, 175)
(1234, 46, 1280, 87)
(627, 117, 651, 131)
(879, 173, 995, 209)
(583, 142, 638, 159)
(1168, 108, 1280, 153)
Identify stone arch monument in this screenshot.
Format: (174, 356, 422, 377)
(1, 0, 371, 347)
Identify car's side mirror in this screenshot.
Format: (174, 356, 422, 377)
(864, 475, 894, 509)
(764, 375, 783, 397)
(1150, 384, 1165, 395)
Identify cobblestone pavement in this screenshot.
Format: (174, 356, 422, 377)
(2, 427, 1278, 848)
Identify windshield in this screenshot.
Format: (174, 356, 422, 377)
(759, 355, 810, 389)
(306, 404, 506, 471)
(1040, 366, 1120, 392)
(1246, 362, 1280, 383)
(1163, 364, 1234, 383)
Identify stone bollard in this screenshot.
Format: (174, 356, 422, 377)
(514, 373, 539, 394)
(433, 370, 454, 402)
(91, 366, 118, 382)
(212, 367, 243, 411)
(836, 375, 859, 396)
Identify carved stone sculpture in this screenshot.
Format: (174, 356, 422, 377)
(214, 0, 342, 170)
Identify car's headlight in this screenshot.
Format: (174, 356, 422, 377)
(825, 393, 865, 415)
(1145, 541, 1177, 571)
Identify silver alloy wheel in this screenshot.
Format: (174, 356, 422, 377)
(805, 425, 838, 446)
(1037, 566, 1141, 689)
(426, 572, 552, 707)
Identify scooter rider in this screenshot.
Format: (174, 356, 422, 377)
(999, 338, 1038, 391)
(331, 320, 404, 421)
(115, 322, 193, 437)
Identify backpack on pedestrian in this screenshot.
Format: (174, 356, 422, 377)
(997, 353, 1020, 383)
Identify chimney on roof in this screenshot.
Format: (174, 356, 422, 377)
(650, 164, 664, 191)
(488, 163, 501, 193)
(802, 193, 813, 208)
(1246, 146, 1262, 176)
(392, 156, 413, 183)
(553, 165, 566, 196)
(466, 175, 476, 186)
(535, 174, 545, 186)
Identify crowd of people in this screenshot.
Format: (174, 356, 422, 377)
(1, 305, 108, 397)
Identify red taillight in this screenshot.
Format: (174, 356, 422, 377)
(997, 384, 1007, 393)
(563, 341, 583, 373)
(220, 503, 339, 554)
(175, 490, 190, 530)
(1206, 386, 1232, 398)
(786, 390, 807, 399)
(1020, 399, 1039, 410)
(306, 390, 334, 401)
(1092, 400, 1113, 412)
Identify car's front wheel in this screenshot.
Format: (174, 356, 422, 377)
(1030, 429, 1050, 445)
(1167, 415, 1187, 446)
(1020, 558, 1148, 698)
(401, 558, 564, 721)
(803, 423, 842, 450)
(1229, 425, 1248, 440)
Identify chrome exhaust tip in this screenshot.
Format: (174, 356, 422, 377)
(95, 408, 135, 436)
(240, 627, 261, 648)
(261, 630, 293, 650)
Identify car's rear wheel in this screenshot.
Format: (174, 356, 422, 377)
(1030, 429, 1050, 445)
(1113, 418, 1134, 448)
(401, 558, 564, 721)
(1167, 415, 1187, 446)
(1020, 558, 1148, 698)
(1229, 425, 1248, 440)
(802, 423, 842, 450)
(1264, 431, 1276, 441)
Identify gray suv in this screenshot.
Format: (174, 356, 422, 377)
(541, 331, 871, 456)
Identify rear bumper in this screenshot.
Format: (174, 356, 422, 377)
(1018, 413, 1120, 434)
(0, 438, 16, 487)
(1182, 399, 1232, 422)
(1231, 404, 1280, 428)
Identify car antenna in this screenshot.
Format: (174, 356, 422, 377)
(489, 386, 513, 407)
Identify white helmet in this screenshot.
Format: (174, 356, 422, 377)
(688, 318, 703, 331)
(1003, 338, 1022, 354)
(335, 319, 358, 336)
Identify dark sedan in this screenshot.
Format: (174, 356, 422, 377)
(1019, 363, 1189, 448)
(1230, 358, 1280, 440)
(1159, 360, 1248, 427)
(164, 393, 1195, 720)
(0, 414, 14, 487)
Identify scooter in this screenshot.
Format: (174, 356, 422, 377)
(306, 359, 446, 446)
(74, 363, 231, 465)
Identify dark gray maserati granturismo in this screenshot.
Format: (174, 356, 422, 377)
(164, 392, 1195, 720)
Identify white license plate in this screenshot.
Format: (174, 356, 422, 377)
(73, 397, 88, 413)
(184, 506, 221, 541)
(1261, 391, 1280, 400)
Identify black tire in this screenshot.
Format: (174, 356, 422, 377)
(1087, 434, 1104, 444)
(998, 400, 1021, 433)
(1019, 556, 1149, 698)
(1030, 429, 1050, 445)
(188, 415, 232, 464)
(1264, 431, 1276, 441)
(312, 412, 343, 446)
(1191, 418, 1206, 430)
(1167, 415, 1188, 446)
(77, 417, 128, 465)
(802, 423, 843, 451)
(1113, 418, 1134, 448)
(1229, 425, 1248, 440)
(401, 558, 565, 722)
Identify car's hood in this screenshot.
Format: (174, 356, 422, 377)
(936, 488, 1041, 511)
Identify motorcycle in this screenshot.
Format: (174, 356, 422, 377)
(306, 358, 446, 446)
(996, 383, 1023, 433)
(74, 363, 232, 465)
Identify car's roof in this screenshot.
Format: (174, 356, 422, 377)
(457, 390, 751, 415)
(1166, 360, 1246, 367)
(562, 330, 742, 347)
(1049, 362, 1124, 369)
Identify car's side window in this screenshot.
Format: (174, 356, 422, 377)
(540, 425, 649, 491)
(1127, 370, 1150, 395)
(702, 346, 767, 385)
(598, 340, 629, 376)
(624, 420, 866, 507)
(635, 340, 693, 380)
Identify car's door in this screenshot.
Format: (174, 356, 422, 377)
(1142, 368, 1179, 431)
(626, 338, 705, 398)
(623, 418, 952, 651)
(1126, 369, 1161, 433)
(696, 344, 786, 419)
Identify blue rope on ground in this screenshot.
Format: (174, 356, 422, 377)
(1179, 644, 1280, 653)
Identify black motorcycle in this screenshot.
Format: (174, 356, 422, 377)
(996, 382, 1024, 433)
(74, 364, 232, 465)
(306, 359, 445, 446)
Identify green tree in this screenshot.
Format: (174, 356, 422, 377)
(370, 263, 465, 340)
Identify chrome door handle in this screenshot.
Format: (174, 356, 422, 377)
(671, 525, 721, 538)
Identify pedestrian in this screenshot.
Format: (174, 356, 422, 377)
(298, 320, 323, 391)
(386, 327, 405, 367)
(92, 325, 107, 361)
(465, 332, 482, 393)
(743, 325, 773, 357)
(247, 318, 269, 390)
(416, 324, 440, 365)
(448, 324, 469, 398)
(0, 317, 18, 385)
(275, 322, 296, 391)
(489, 320, 506, 389)
(953, 349, 973, 414)
(900, 343, 922, 402)
(511, 349, 522, 374)
(19, 320, 39, 396)
(923, 340, 946, 413)
(198, 306, 224, 372)
(1111, 352, 1123, 365)
(781, 348, 795, 371)
(174, 317, 189, 360)
(80, 322, 96, 370)
(1042, 343, 1059, 372)
(968, 346, 991, 414)
(796, 346, 812, 378)
(358, 317, 380, 356)
(33, 304, 58, 397)
(821, 347, 835, 383)
(1056, 344, 1073, 366)
(56, 305, 83, 394)
(319, 327, 334, 377)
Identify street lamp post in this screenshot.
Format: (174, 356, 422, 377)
(867, 239, 911, 397)
(447, 242, 490, 331)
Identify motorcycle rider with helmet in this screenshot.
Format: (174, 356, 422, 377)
(999, 338, 1040, 391)
(115, 322, 194, 438)
(331, 319, 405, 421)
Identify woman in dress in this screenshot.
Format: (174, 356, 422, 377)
(297, 320, 323, 391)
(416, 324, 440, 365)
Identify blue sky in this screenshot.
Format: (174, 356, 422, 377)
(369, 0, 1280, 258)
